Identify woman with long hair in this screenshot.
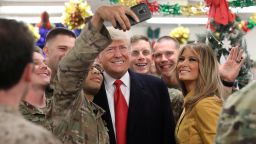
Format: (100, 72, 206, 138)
(175, 43, 224, 143)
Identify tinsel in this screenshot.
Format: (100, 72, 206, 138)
(118, 0, 137, 7)
(170, 26, 190, 44)
(229, 0, 256, 8)
(159, 4, 181, 15)
(62, 0, 93, 30)
(181, 3, 206, 16)
(109, 0, 256, 16)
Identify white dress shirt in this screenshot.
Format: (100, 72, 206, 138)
(103, 71, 130, 136)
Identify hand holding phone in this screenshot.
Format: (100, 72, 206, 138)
(115, 3, 152, 29)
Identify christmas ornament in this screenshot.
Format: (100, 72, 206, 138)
(62, 0, 93, 30)
(221, 37, 232, 51)
(170, 26, 190, 44)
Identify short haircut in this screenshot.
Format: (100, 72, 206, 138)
(130, 35, 150, 44)
(157, 36, 180, 49)
(45, 27, 76, 43)
(0, 18, 34, 89)
(130, 35, 152, 50)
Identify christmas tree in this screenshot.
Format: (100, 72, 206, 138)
(197, 17, 251, 88)
(196, 0, 252, 88)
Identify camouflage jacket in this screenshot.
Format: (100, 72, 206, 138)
(20, 101, 46, 125)
(168, 88, 184, 125)
(48, 20, 111, 144)
(20, 97, 52, 130)
(0, 105, 61, 144)
(153, 74, 184, 124)
(215, 81, 256, 144)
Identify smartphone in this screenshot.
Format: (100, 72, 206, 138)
(116, 3, 152, 29)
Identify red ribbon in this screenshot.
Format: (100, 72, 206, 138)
(205, 0, 235, 30)
(145, 0, 159, 13)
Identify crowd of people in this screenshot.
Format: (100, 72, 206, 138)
(0, 4, 255, 144)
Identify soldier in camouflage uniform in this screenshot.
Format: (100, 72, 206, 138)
(20, 46, 52, 128)
(168, 88, 184, 124)
(215, 81, 256, 143)
(0, 18, 61, 144)
(152, 36, 184, 124)
(47, 5, 139, 144)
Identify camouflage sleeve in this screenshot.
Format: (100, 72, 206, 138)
(215, 81, 256, 144)
(51, 20, 111, 120)
(168, 88, 184, 124)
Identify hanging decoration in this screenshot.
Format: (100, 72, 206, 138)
(62, 0, 93, 30)
(27, 24, 40, 42)
(236, 14, 256, 32)
(36, 11, 55, 48)
(204, 0, 235, 31)
(170, 26, 190, 45)
(147, 27, 160, 47)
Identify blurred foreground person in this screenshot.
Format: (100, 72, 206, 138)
(215, 81, 256, 143)
(0, 18, 60, 144)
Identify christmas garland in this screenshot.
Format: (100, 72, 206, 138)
(109, 0, 256, 16)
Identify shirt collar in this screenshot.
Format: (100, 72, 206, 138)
(103, 71, 130, 87)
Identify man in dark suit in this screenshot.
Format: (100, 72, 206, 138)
(94, 27, 176, 144)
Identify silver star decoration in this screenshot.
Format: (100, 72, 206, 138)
(222, 37, 231, 51)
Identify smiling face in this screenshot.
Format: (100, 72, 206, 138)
(129, 39, 152, 74)
(32, 52, 52, 86)
(153, 40, 179, 77)
(99, 39, 130, 79)
(177, 48, 199, 91)
(44, 35, 75, 76)
(84, 62, 104, 96)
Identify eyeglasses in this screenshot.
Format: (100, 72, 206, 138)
(89, 64, 104, 74)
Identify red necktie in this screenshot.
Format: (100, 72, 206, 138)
(114, 80, 128, 144)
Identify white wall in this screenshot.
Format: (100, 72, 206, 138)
(130, 24, 256, 60)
